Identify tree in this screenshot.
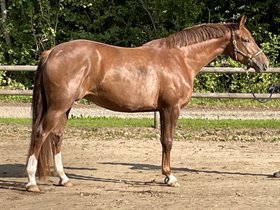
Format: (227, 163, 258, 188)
(0, 0, 278, 91)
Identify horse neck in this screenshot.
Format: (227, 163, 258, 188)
(180, 35, 230, 76)
(144, 38, 167, 48)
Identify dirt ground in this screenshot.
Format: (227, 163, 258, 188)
(0, 123, 280, 210)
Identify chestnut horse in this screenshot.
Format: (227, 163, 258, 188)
(26, 16, 269, 192)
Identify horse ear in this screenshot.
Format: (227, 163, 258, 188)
(238, 15, 247, 29)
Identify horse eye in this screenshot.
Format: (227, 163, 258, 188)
(242, 38, 250, 43)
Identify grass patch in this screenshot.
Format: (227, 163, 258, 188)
(189, 98, 280, 109)
(177, 118, 280, 129)
(1, 117, 279, 142)
(0, 95, 32, 103)
(0, 118, 31, 125)
(1, 117, 279, 129)
(67, 117, 155, 127)
(68, 117, 280, 129)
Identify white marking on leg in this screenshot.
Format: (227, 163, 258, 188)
(26, 154, 38, 187)
(54, 152, 69, 185)
(165, 174, 180, 187)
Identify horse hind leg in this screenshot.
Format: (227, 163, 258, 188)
(26, 121, 53, 192)
(50, 110, 72, 187)
(26, 108, 70, 192)
(26, 154, 40, 192)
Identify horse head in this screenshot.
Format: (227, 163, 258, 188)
(225, 15, 269, 72)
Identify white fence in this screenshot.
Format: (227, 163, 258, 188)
(1, 65, 280, 99)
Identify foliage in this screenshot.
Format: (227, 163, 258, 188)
(260, 31, 280, 67)
(0, 0, 279, 93)
(194, 72, 280, 94)
(199, 0, 280, 67)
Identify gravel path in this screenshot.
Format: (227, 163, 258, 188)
(1, 103, 280, 119)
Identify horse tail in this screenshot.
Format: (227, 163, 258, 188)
(26, 50, 53, 179)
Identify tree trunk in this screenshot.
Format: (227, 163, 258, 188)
(1, 0, 12, 50)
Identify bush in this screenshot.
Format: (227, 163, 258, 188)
(0, 0, 278, 93)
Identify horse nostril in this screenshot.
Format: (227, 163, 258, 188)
(263, 63, 268, 70)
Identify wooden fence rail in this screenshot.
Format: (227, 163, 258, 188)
(1, 66, 280, 99)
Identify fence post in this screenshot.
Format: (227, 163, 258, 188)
(153, 111, 159, 129)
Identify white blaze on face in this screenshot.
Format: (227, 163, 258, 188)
(26, 154, 38, 187)
(54, 152, 69, 184)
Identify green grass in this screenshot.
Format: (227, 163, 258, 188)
(0, 118, 32, 125)
(189, 98, 280, 109)
(0, 95, 32, 103)
(177, 118, 280, 129)
(1, 117, 279, 129)
(68, 117, 155, 127)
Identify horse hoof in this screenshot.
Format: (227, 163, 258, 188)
(164, 175, 180, 187)
(64, 181, 73, 187)
(169, 182, 180, 187)
(58, 180, 73, 187)
(26, 185, 40, 192)
(273, 171, 280, 178)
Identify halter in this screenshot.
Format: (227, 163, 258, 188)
(231, 29, 277, 103)
(231, 29, 263, 70)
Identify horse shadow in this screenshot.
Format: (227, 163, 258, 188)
(65, 165, 165, 186)
(0, 162, 275, 190)
(0, 163, 26, 191)
(100, 162, 272, 177)
(0, 163, 25, 178)
(65, 161, 274, 186)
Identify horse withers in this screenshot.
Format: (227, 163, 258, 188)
(26, 16, 270, 192)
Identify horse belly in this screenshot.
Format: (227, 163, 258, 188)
(89, 69, 159, 112)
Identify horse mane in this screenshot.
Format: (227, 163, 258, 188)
(144, 23, 236, 48)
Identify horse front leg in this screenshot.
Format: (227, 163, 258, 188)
(159, 106, 180, 187)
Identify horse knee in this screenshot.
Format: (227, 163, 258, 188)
(161, 138, 173, 151)
(50, 128, 65, 154)
(31, 131, 47, 154)
(50, 129, 63, 142)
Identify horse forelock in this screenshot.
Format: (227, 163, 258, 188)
(145, 23, 233, 48)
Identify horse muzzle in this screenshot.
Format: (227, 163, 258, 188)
(249, 62, 268, 73)
(249, 57, 269, 73)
